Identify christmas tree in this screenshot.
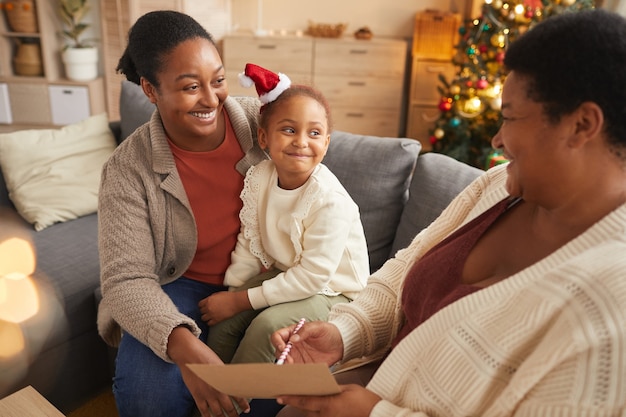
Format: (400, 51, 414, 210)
(428, 0, 597, 169)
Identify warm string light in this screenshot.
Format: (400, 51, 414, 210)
(0, 237, 38, 324)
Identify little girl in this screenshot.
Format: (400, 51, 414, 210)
(201, 63, 370, 365)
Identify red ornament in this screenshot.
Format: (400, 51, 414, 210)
(479, 44, 488, 54)
(465, 80, 473, 88)
(523, 0, 542, 8)
(438, 97, 453, 112)
(476, 79, 488, 89)
(495, 51, 505, 63)
(429, 135, 437, 145)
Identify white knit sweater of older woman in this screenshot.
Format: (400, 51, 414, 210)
(329, 163, 626, 417)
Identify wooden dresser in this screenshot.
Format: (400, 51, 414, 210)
(223, 34, 408, 138)
(405, 11, 461, 151)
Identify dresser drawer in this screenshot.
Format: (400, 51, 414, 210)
(411, 58, 456, 104)
(406, 104, 440, 151)
(222, 36, 314, 75)
(332, 107, 401, 137)
(314, 38, 407, 77)
(314, 74, 402, 110)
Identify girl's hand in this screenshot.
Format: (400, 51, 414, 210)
(276, 384, 381, 417)
(271, 321, 344, 366)
(199, 290, 251, 325)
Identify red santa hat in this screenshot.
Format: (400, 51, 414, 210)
(238, 63, 291, 104)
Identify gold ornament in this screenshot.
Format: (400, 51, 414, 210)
(456, 96, 485, 118)
(491, 33, 506, 48)
(434, 128, 445, 139)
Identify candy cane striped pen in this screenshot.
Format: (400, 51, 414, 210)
(276, 317, 306, 365)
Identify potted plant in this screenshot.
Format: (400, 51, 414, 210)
(58, 0, 98, 81)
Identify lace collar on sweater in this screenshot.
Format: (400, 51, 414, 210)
(239, 161, 324, 269)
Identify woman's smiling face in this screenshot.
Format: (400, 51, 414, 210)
(491, 71, 577, 203)
(142, 37, 228, 150)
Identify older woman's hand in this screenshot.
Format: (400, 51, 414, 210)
(271, 320, 344, 366)
(276, 384, 381, 417)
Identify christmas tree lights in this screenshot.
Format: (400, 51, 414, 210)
(428, 0, 596, 169)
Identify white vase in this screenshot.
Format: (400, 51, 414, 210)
(62, 47, 98, 81)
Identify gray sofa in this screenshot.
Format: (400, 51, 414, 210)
(0, 81, 482, 413)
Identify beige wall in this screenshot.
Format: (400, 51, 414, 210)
(230, 0, 459, 39)
(88, 1, 478, 43)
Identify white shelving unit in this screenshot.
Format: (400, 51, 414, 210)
(0, 0, 105, 131)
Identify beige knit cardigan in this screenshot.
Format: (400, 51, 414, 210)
(97, 96, 267, 361)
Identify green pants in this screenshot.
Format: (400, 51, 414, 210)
(207, 269, 350, 364)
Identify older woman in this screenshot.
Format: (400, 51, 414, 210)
(272, 9, 626, 417)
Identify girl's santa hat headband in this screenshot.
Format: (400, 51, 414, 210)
(239, 63, 291, 104)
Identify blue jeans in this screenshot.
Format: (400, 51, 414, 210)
(113, 277, 225, 417)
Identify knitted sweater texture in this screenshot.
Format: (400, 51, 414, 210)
(330, 164, 626, 416)
(97, 96, 267, 361)
(225, 160, 370, 309)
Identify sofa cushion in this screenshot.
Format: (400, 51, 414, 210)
(119, 80, 155, 142)
(323, 132, 421, 272)
(391, 152, 483, 256)
(0, 113, 116, 231)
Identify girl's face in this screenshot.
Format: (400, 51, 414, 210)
(258, 95, 330, 190)
(141, 38, 228, 151)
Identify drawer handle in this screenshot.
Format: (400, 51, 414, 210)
(62, 90, 74, 95)
(346, 113, 364, 118)
(258, 44, 277, 50)
(349, 49, 368, 55)
(422, 113, 439, 122)
(348, 81, 366, 87)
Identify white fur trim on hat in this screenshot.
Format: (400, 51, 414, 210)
(258, 73, 291, 104)
(238, 72, 255, 88)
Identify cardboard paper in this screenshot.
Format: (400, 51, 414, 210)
(187, 363, 341, 398)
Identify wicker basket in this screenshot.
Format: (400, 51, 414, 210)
(13, 39, 42, 76)
(2, 0, 38, 33)
(412, 10, 460, 59)
(306, 21, 347, 38)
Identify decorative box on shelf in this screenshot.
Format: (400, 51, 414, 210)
(412, 10, 461, 60)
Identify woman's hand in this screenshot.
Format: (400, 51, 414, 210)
(199, 290, 251, 325)
(276, 384, 381, 417)
(271, 321, 344, 366)
(168, 326, 250, 417)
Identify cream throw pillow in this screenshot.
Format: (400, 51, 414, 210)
(0, 113, 116, 231)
